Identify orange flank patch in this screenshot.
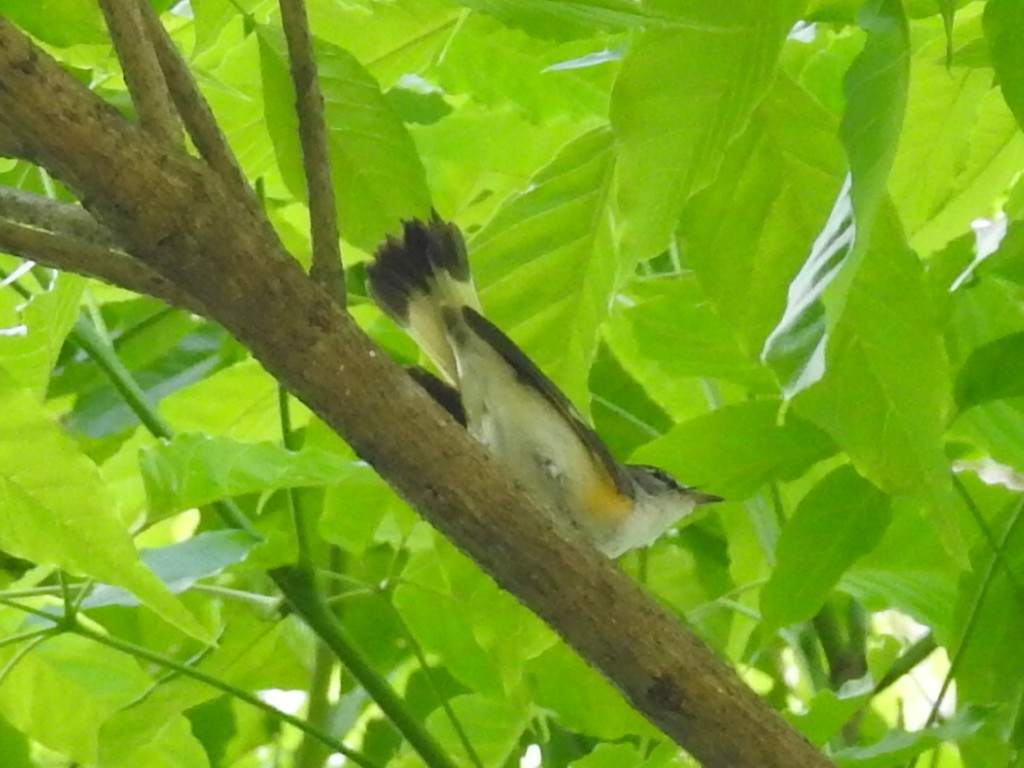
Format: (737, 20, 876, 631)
(583, 474, 633, 523)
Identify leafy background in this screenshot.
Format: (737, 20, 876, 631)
(2, 0, 1024, 766)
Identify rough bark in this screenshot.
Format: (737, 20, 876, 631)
(0, 20, 833, 768)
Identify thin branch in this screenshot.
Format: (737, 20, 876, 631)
(98, 0, 183, 148)
(278, 0, 345, 303)
(0, 216, 204, 314)
(137, 2, 261, 217)
(71, 316, 175, 438)
(0, 187, 120, 248)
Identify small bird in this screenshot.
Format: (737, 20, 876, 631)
(368, 215, 721, 557)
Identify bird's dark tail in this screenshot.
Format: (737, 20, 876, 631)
(367, 214, 479, 380)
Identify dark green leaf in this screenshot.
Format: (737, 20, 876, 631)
(762, 465, 892, 628)
(82, 531, 258, 608)
(954, 332, 1024, 412)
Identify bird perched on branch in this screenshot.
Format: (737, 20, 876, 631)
(368, 215, 720, 557)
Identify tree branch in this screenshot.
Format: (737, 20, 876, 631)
(0, 20, 832, 768)
(278, 0, 345, 303)
(98, 0, 183, 148)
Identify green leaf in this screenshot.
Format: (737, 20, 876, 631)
(572, 743, 644, 768)
(435, 15, 614, 121)
(0, 0, 107, 46)
(0, 380, 209, 641)
(890, 16, 1024, 255)
(259, 27, 431, 251)
(833, 705, 990, 767)
(604, 278, 776, 394)
(0, 272, 84, 397)
(472, 127, 618, 406)
(392, 548, 504, 695)
(682, 74, 846, 361)
(82, 530, 258, 608)
(984, 0, 1024, 132)
(794, 210, 952, 507)
(426, 694, 531, 767)
(528, 643, 655, 741)
(0, 713, 30, 768)
(841, 0, 910, 238)
(0, 632, 152, 765)
(99, 710, 210, 768)
(763, 0, 909, 397)
(841, 500, 958, 633)
(954, 332, 1024, 411)
(762, 465, 892, 628)
(789, 679, 874, 747)
(951, 499, 1024, 708)
(307, 0, 459, 88)
(761, 179, 854, 397)
(445, 0, 678, 40)
(633, 400, 837, 500)
(612, 1, 803, 260)
(160, 359, 307, 441)
(140, 433, 355, 516)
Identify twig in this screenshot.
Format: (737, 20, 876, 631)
(0, 216, 204, 314)
(137, 3, 261, 217)
(98, 0, 183, 148)
(278, 0, 345, 303)
(0, 186, 122, 249)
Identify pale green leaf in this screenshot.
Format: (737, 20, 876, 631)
(984, 0, 1024, 131)
(763, 0, 909, 397)
(472, 127, 618, 406)
(446, 0, 681, 40)
(633, 400, 837, 500)
(604, 278, 776, 393)
(762, 465, 892, 628)
(0, 272, 84, 397)
(834, 705, 989, 767)
(160, 359, 307, 440)
(527, 643, 655, 741)
(411, 105, 591, 227)
(306, 0, 458, 88)
(393, 548, 503, 695)
(140, 433, 355, 516)
(612, 1, 802, 260)
(0, 380, 209, 640)
(436, 15, 614, 121)
(682, 74, 846, 361)
(0, 0, 106, 46)
(891, 15, 1024, 255)
(0, 632, 152, 765)
(794, 210, 952, 506)
(426, 694, 531, 767)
